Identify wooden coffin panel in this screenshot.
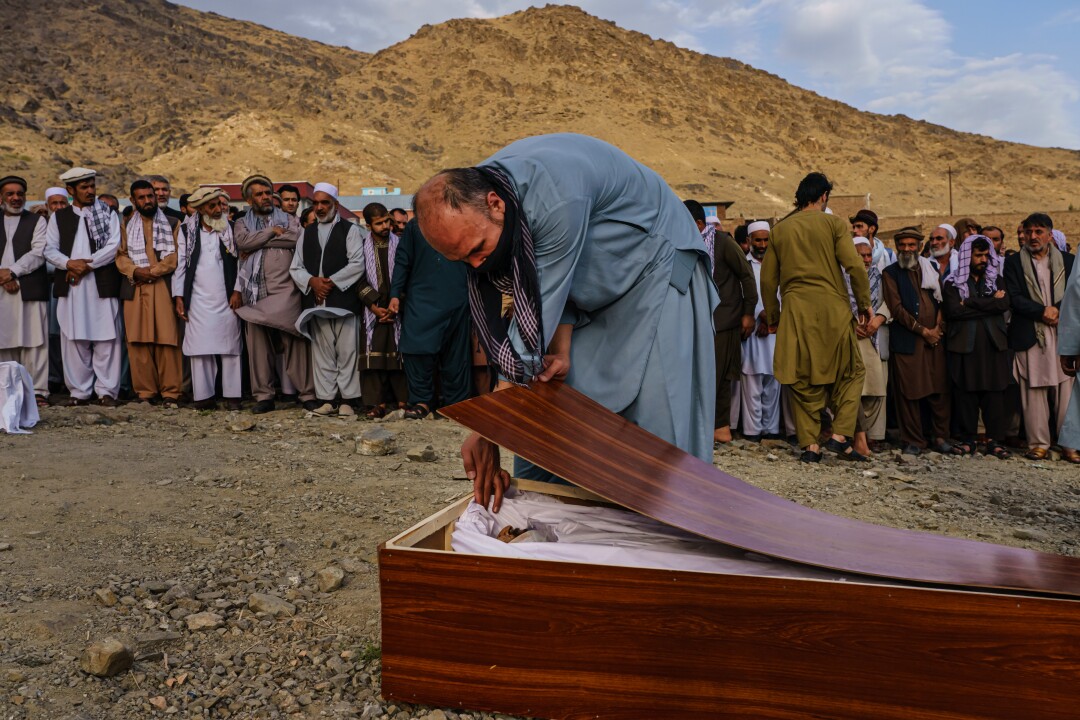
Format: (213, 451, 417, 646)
(441, 382, 1080, 597)
(380, 546, 1080, 720)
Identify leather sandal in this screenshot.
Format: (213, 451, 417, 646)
(1061, 449, 1080, 465)
(1024, 447, 1049, 461)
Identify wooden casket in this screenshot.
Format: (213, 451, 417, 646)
(380, 383, 1080, 720)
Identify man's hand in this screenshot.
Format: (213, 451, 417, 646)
(537, 352, 570, 382)
(868, 315, 885, 333)
(309, 277, 333, 304)
(133, 266, 154, 284)
(855, 323, 870, 339)
(922, 326, 943, 346)
(0, 269, 12, 285)
(1043, 306, 1060, 327)
(461, 432, 511, 512)
(174, 297, 187, 321)
(857, 308, 872, 329)
(993, 290, 1006, 299)
(370, 305, 390, 321)
(66, 259, 92, 276)
(739, 314, 755, 340)
(387, 298, 400, 315)
(755, 317, 770, 338)
(2, 279, 19, 294)
(229, 291, 243, 311)
(1062, 355, 1079, 378)
(271, 226, 285, 237)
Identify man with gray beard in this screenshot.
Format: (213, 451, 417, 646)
(882, 227, 954, 455)
(234, 174, 317, 414)
(173, 188, 243, 410)
(290, 183, 365, 417)
(928, 224, 957, 279)
(0, 175, 50, 404)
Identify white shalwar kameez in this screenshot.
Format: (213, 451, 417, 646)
(0, 214, 49, 397)
(740, 252, 782, 436)
(43, 206, 121, 400)
(172, 226, 242, 401)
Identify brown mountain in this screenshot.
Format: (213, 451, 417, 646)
(3, 0, 1079, 218)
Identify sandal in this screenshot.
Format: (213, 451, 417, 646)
(932, 440, 960, 455)
(799, 450, 822, 463)
(403, 403, 430, 420)
(824, 437, 870, 462)
(365, 405, 386, 419)
(1061, 449, 1080, 465)
(985, 442, 1012, 460)
(952, 441, 975, 456)
(1025, 447, 1049, 461)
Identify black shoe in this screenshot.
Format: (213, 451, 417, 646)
(301, 400, 321, 412)
(193, 398, 217, 410)
(799, 450, 822, 463)
(902, 444, 922, 456)
(97, 395, 118, 407)
(225, 399, 243, 411)
(278, 393, 299, 405)
(825, 437, 870, 462)
(251, 400, 275, 414)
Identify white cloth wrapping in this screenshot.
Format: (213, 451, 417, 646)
(452, 489, 877, 582)
(0, 361, 39, 433)
(917, 255, 943, 303)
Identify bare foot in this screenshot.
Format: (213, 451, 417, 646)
(853, 431, 871, 457)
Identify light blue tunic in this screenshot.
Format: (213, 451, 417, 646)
(1058, 270, 1080, 450)
(482, 134, 719, 465)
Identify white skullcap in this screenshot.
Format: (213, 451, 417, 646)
(59, 167, 96, 184)
(312, 182, 338, 200)
(853, 236, 871, 247)
(45, 187, 68, 200)
(937, 223, 957, 240)
(747, 221, 770, 234)
(705, 215, 722, 226)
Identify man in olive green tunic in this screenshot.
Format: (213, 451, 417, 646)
(760, 173, 871, 462)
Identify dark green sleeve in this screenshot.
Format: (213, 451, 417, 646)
(722, 237, 758, 316)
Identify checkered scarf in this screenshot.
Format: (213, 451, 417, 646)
(181, 212, 235, 273)
(467, 166, 544, 386)
(700, 223, 716, 272)
(83, 200, 114, 252)
(946, 234, 1000, 301)
(239, 207, 291, 305)
(362, 229, 400, 352)
(125, 208, 175, 268)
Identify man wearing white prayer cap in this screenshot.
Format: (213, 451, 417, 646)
(44, 188, 69, 215)
(738, 220, 786, 440)
(43, 166, 124, 405)
(233, 174, 317, 413)
(289, 182, 366, 416)
(929, 223, 957, 279)
(0, 175, 51, 404)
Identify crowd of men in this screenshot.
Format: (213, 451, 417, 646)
(3, 161, 1080, 465)
(0, 169, 481, 421)
(687, 175, 1080, 464)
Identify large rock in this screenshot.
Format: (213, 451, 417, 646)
(316, 566, 345, 593)
(356, 426, 395, 456)
(248, 593, 296, 617)
(185, 612, 224, 631)
(79, 638, 133, 677)
(406, 445, 437, 463)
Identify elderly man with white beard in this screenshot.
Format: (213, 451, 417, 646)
(928, 223, 957, 279)
(0, 175, 50, 404)
(289, 183, 366, 417)
(173, 188, 243, 410)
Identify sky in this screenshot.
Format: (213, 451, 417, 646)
(180, 0, 1080, 150)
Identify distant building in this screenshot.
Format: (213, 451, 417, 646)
(828, 193, 871, 223)
(339, 193, 416, 224)
(701, 200, 736, 221)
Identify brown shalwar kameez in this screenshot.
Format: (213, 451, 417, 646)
(116, 218, 181, 401)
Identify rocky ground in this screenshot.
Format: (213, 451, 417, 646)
(1, 403, 1078, 720)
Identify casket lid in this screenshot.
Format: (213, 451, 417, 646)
(442, 381, 1080, 598)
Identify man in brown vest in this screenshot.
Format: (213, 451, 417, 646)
(0, 175, 50, 403)
(43, 167, 123, 406)
(116, 179, 182, 407)
(289, 183, 365, 416)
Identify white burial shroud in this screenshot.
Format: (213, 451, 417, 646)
(0, 361, 39, 434)
(452, 488, 884, 583)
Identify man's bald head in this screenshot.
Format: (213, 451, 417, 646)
(415, 169, 506, 268)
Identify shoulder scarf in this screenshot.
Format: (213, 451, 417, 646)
(700, 223, 716, 272)
(945, 235, 1000, 301)
(181, 213, 235, 272)
(467, 165, 544, 386)
(83, 200, 114, 252)
(125, 208, 175, 268)
(239, 207, 291, 305)
(1020, 244, 1067, 348)
(362, 229, 400, 353)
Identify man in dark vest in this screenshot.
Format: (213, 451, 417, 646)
(0, 175, 50, 404)
(43, 167, 123, 406)
(881, 226, 955, 456)
(173, 188, 243, 410)
(289, 183, 365, 416)
(387, 218, 472, 419)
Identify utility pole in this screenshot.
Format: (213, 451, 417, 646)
(946, 166, 958, 216)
